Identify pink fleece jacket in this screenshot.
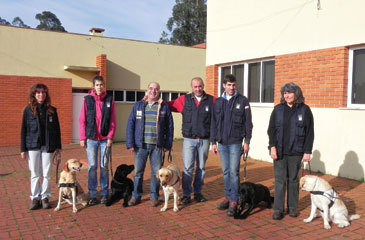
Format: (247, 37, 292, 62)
(78, 90, 116, 141)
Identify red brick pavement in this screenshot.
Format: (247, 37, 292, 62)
(0, 142, 364, 239)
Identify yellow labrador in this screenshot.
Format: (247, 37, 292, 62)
(157, 164, 181, 212)
(300, 175, 360, 229)
(54, 159, 88, 213)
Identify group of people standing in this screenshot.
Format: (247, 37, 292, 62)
(20, 74, 314, 220)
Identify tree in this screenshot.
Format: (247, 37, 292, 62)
(35, 11, 67, 32)
(0, 17, 10, 25)
(159, 0, 206, 46)
(12, 17, 30, 28)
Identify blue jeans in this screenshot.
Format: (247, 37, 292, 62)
(182, 138, 210, 197)
(86, 139, 109, 198)
(218, 143, 242, 202)
(132, 144, 162, 200)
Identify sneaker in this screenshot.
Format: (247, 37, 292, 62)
(29, 199, 40, 210)
(179, 196, 191, 206)
(41, 198, 50, 209)
(100, 196, 108, 205)
(217, 199, 230, 210)
(128, 198, 141, 206)
(151, 199, 159, 207)
(88, 198, 98, 206)
(194, 193, 207, 202)
(272, 211, 284, 220)
(226, 202, 237, 216)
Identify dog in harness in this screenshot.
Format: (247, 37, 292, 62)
(300, 175, 360, 229)
(157, 164, 181, 212)
(54, 159, 88, 213)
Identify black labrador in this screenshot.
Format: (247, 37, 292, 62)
(105, 164, 134, 207)
(234, 182, 274, 219)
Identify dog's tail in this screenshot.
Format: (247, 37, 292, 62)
(349, 214, 360, 221)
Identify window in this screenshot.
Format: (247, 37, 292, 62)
(105, 90, 186, 103)
(348, 48, 365, 108)
(219, 59, 274, 105)
(114, 91, 124, 102)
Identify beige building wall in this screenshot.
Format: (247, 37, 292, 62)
(207, 0, 365, 180)
(207, 0, 365, 65)
(0, 25, 205, 142)
(249, 108, 365, 181)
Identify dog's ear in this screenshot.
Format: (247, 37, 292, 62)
(156, 170, 160, 179)
(63, 161, 70, 172)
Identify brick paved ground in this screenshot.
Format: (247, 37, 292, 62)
(1, 141, 364, 240)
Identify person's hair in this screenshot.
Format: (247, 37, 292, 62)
(280, 82, 305, 106)
(191, 77, 204, 87)
(28, 83, 54, 115)
(93, 75, 104, 86)
(222, 74, 236, 84)
(147, 82, 160, 90)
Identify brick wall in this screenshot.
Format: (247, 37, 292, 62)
(0, 75, 72, 147)
(205, 65, 219, 97)
(275, 47, 348, 108)
(205, 46, 349, 108)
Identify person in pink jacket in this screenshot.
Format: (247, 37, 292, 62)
(79, 76, 116, 206)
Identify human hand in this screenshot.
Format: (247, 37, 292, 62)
(80, 140, 85, 148)
(270, 146, 278, 160)
(107, 139, 113, 147)
(302, 153, 311, 162)
(211, 144, 218, 155)
(243, 143, 250, 154)
(128, 147, 135, 153)
(21, 152, 27, 160)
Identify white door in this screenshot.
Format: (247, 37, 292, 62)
(72, 93, 88, 143)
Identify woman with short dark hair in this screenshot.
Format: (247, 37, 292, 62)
(20, 83, 61, 210)
(267, 82, 314, 220)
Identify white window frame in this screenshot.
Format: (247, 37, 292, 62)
(219, 58, 275, 107)
(347, 47, 365, 109)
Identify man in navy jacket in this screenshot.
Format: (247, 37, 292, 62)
(211, 74, 253, 216)
(126, 82, 174, 207)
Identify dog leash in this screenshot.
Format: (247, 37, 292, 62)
(103, 146, 113, 178)
(301, 161, 312, 177)
(242, 151, 248, 181)
(53, 151, 61, 184)
(161, 150, 173, 166)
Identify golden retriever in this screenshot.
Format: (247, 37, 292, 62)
(54, 159, 88, 213)
(300, 175, 360, 229)
(156, 164, 181, 212)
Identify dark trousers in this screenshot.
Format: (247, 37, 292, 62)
(273, 155, 302, 213)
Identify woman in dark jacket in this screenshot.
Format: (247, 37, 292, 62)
(267, 82, 314, 220)
(20, 83, 61, 210)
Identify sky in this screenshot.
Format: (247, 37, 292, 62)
(0, 0, 175, 42)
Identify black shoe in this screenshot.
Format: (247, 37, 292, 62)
(217, 199, 229, 210)
(226, 202, 237, 216)
(272, 211, 284, 220)
(179, 196, 191, 206)
(288, 209, 298, 218)
(151, 199, 159, 207)
(194, 193, 207, 202)
(88, 198, 98, 206)
(29, 199, 40, 210)
(41, 198, 50, 209)
(128, 198, 141, 206)
(100, 196, 108, 205)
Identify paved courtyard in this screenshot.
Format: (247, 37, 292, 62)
(1, 141, 364, 239)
